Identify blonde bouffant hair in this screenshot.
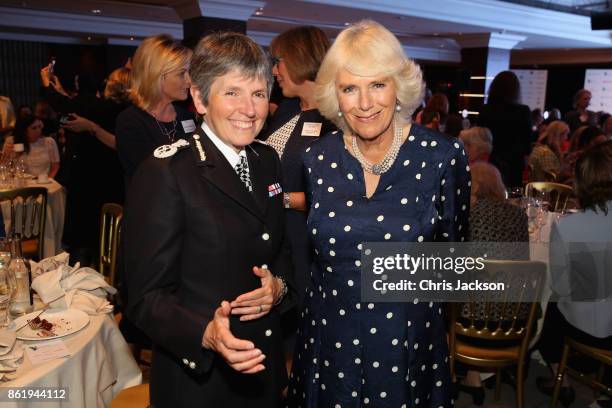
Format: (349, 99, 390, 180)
(129, 34, 192, 111)
(315, 20, 424, 132)
(104, 67, 131, 104)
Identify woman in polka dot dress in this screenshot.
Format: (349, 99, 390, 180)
(287, 20, 470, 408)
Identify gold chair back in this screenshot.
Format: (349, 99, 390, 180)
(551, 337, 612, 407)
(525, 182, 574, 212)
(99, 203, 123, 286)
(0, 187, 47, 260)
(449, 260, 545, 408)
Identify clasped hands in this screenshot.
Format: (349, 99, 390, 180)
(201, 266, 283, 374)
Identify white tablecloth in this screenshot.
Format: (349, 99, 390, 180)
(1, 179, 66, 258)
(0, 314, 142, 407)
(529, 211, 555, 345)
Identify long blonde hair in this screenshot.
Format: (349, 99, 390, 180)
(129, 34, 191, 111)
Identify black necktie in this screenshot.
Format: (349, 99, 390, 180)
(235, 155, 253, 193)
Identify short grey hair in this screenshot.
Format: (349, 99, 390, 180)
(315, 20, 424, 132)
(459, 126, 493, 158)
(189, 32, 273, 105)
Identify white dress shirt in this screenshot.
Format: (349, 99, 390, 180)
(201, 121, 247, 167)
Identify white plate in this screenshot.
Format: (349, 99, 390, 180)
(11, 309, 90, 341)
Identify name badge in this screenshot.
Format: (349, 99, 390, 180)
(181, 119, 196, 133)
(301, 122, 322, 137)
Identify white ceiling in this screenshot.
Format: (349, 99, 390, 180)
(0, 0, 610, 62)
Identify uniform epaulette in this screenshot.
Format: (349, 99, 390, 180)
(192, 133, 207, 162)
(153, 139, 190, 159)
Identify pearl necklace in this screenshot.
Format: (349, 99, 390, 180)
(351, 120, 403, 175)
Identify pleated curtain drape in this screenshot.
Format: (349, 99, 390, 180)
(0, 39, 48, 109)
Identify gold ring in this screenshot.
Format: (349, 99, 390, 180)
(258, 305, 263, 313)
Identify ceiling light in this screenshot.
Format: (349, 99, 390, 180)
(254, 7, 263, 16)
(344, 22, 351, 26)
(91, 9, 101, 14)
(87, 36, 91, 40)
(130, 37, 134, 41)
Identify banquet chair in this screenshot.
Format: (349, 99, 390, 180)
(109, 383, 149, 408)
(525, 182, 574, 212)
(551, 337, 612, 407)
(449, 260, 545, 408)
(99, 203, 123, 287)
(0, 187, 47, 260)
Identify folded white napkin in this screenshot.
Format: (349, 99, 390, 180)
(29, 252, 70, 280)
(0, 340, 23, 382)
(65, 290, 114, 315)
(0, 330, 16, 354)
(31, 257, 117, 315)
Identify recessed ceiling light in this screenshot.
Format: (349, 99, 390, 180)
(254, 7, 263, 16)
(91, 9, 101, 14)
(130, 36, 134, 41)
(344, 22, 350, 26)
(87, 36, 91, 40)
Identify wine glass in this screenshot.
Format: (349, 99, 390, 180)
(536, 190, 550, 212)
(0, 238, 15, 328)
(526, 197, 539, 238)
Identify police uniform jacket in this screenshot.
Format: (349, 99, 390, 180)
(123, 129, 295, 408)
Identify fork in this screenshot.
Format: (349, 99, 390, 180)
(13, 295, 64, 333)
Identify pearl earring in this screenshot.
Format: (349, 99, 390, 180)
(337, 111, 343, 117)
(395, 104, 402, 112)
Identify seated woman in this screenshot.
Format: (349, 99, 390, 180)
(457, 161, 529, 405)
(3, 115, 60, 178)
(528, 120, 568, 182)
(459, 126, 493, 164)
(560, 125, 607, 184)
(537, 140, 612, 407)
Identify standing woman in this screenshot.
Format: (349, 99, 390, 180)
(116, 34, 195, 182)
(124, 32, 295, 407)
(478, 71, 532, 188)
(288, 20, 470, 407)
(259, 26, 334, 359)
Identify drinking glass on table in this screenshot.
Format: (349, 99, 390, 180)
(535, 190, 550, 212)
(0, 238, 15, 328)
(506, 186, 524, 199)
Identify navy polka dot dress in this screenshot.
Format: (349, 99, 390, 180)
(287, 124, 471, 408)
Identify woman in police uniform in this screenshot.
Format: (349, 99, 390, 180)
(123, 32, 294, 408)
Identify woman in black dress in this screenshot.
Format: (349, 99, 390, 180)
(116, 34, 195, 183)
(478, 71, 532, 188)
(258, 26, 335, 365)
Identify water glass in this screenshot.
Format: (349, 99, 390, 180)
(0, 268, 15, 328)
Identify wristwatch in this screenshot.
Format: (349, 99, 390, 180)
(283, 192, 291, 209)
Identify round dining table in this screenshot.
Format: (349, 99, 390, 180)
(0, 313, 142, 407)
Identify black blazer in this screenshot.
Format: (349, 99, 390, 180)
(123, 130, 294, 407)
